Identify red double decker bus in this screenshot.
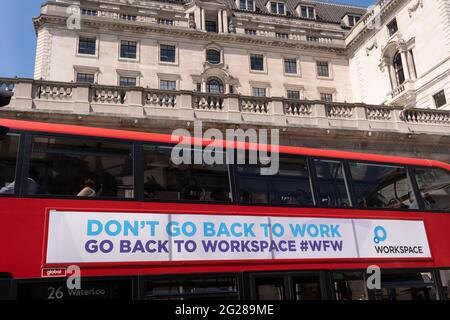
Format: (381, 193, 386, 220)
(0, 119, 449, 300)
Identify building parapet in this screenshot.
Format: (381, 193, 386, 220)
(1, 78, 449, 136)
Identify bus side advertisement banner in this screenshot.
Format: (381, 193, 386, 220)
(45, 211, 431, 264)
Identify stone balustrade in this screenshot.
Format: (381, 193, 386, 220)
(1, 78, 449, 136)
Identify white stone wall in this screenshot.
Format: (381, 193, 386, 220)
(348, 0, 450, 109)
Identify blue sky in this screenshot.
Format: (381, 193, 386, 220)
(0, 0, 375, 78)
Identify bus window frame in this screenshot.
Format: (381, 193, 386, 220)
(5, 128, 449, 213)
(0, 130, 24, 198)
(138, 142, 237, 205)
(19, 131, 137, 202)
(234, 152, 317, 208)
(139, 272, 243, 300)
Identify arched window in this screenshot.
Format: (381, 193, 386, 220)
(393, 52, 405, 86)
(206, 49, 221, 65)
(206, 77, 224, 94)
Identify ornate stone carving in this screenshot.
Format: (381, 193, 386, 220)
(408, 0, 423, 18)
(366, 39, 378, 56)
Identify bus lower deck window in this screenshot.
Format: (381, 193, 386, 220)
(27, 136, 134, 199)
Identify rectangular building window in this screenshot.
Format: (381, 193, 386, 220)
(348, 15, 361, 27)
(320, 93, 333, 102)
(433, 90, 447, 108)
(78, 37, 96, 55)
(270, 2, 285, 15)
(314, 159, 350, 207)
(245, 29, 257, 35)
(160, 44, 176, 63)
(240, 0, 254, 11)
(142, 145, 231, 202)
(250, 54, 264, 71)
(0, 134, 20, 196)
(287, 90, 300, 100)
(158, 18, 174, 26)
(237, 154, 313, 205)
(300, 6, 315, 19)
(317, 61, 330, 77)
(252, 87, 266, 97)
(120, 40, 137, 59)
(76, 73, 95, 84)
(160, 80, 177, 91)
(349, 162, 416, 210)
(284, 58, 297, 74)
(119, 77, 137, 87)
(27, 136, 134, 198)
(387, 18, 398, 37)
(205, 20, 218, 33)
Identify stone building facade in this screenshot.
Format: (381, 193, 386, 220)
(1, 0, 449, 161)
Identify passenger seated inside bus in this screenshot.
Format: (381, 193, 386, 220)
(77, 176, 102, 198)
(0, 166, 40, 195)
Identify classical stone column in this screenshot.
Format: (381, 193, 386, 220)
(400, 50, 411, 81)
(200, 8, 205, 31)
(218, 10, 223, 33)
(222, 10, 228, 33)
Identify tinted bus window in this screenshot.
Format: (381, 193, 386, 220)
(332, 271, 368, 300)
(238, 155, 313, 205)
(349, 162, 416, 210)
(143, 145, 231, 202)
(414, 168, 450, 211)
(0, 134, 20, 195)
(440, 270, 450, 300)
(313, 159, 350, 207)
(143, 277, 239, 300)
(27, 136, 133, 198)
(371, 270, 437, 300)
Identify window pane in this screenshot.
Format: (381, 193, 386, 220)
(250, 54, 264, 71)
(349, 162, 416, 209)
(120, 40, 137, 59)
(414, 167, 450, 211)
(371, 270, 437, 300)
(0, 134, 20, 195)
(76, 73, 95, 84)
(440, 270, 450, 300)
(284, 58, 297, 74)
(293, 275, 322, 300)
(317, 61, 329, 77)
(206, 49, 221, 64)
(320, 93, 333, 102)
(160, 80, 176, 91)
(205, 21, 217, 33)
(314, 159, 350, 207)
(433, 90, 447, 108)
(160, 45, 176, 62)
(120, 77, 136, 87)
(238, 154, 314, 206)
(252, 87, 266, 97)
(270, 2, 277, 14)
(387, 19, 398, 36)
(143, 145, 231, 202)
(27, 136, 134, 198)
(255, 278, 284, 300)
(144, 277, 239, 300)
(333, 272, 368, 300)
(78, 37, 96, 55)
(287, 90, 300, 99)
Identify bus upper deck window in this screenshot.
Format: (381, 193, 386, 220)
(237, 153, 314, 206)
(0, 133, 20, 196)
(349, 162, 416, 210)
(142, 144, 232, 203)
(27, 136, 134, 199)
(313, 159, 350, 208)
(414, 167, 450, 212)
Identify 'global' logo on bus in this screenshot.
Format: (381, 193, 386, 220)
(373, 226, 387, 244)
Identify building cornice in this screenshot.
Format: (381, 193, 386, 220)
(33, 14, 347, 54)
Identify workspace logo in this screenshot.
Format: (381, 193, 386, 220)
(373, 226, 387, 244)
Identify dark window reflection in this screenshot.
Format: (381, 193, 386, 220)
(414, 168, 450, 211)
(314, 159, 350, 207)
